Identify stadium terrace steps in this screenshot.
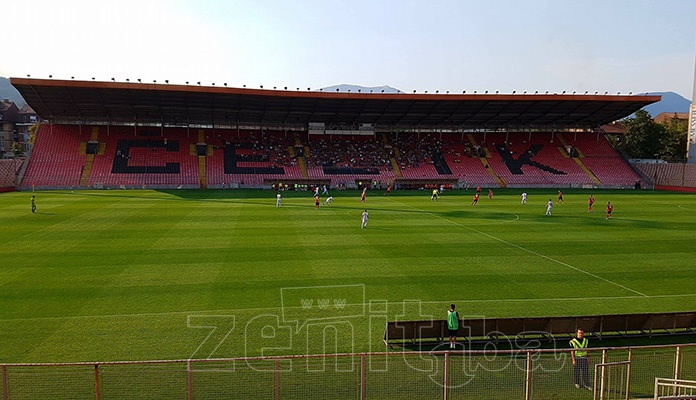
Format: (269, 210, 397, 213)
(22, 124, 87, 188)
(390, 157, 403, 178)
(556, 133, 602, 185)
(297, 156, 309, 178)
(569, 134, 641, 186)
(636, 163, 696, 187)
(20, 125, 641, 189)
(198, 155, 207, 189)
(0, 158, 24, 187)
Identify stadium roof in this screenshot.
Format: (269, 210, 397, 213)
(11, 77, 660, 130)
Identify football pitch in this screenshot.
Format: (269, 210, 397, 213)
(1, 188, 695, 363)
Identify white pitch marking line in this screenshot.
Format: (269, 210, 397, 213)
(391, 199, 648, 297)
(3, 294, 695, 322)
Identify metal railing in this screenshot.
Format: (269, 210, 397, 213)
(1, 344, 694, 400)
(654, 378, 696, 399)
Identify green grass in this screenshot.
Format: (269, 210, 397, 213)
(1, 188, 695, 363)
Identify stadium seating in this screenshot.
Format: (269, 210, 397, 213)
(88, 126, 199, 188)
(19, 124, 643, 189)
(479, 132, 596, 187)
(567, 133, 641, 186)
(0, 158, 24, 188)
(634, 162, 696, 188)
(440, 134, 497, 187)
(22, 124, 86, 188)
(305, 135, 397, 186)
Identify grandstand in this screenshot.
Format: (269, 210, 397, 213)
(8, 78, 661, 191)
(6, 78, 696, 400)
(15, 124, 650, 190)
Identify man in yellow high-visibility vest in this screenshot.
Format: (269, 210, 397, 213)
(570, 329, 592, 391)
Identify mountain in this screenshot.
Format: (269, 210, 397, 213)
(638, 91, 691, 117)
(0, 77, 26, 107)
(319, 84, 403, 93)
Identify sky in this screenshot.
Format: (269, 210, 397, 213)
(3, 0, 696, 100)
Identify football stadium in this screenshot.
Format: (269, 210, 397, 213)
(1, 77, 695, 399)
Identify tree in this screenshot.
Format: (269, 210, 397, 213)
(659, 114, 688, 162)
(621, 109, 665, 159)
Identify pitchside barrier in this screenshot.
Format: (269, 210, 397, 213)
(1, 344, 695, 400)
(383, 312, 696, 346)
(654, 378, 696, 399)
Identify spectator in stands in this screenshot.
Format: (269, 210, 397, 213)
(545, 199, 553, 216)
(31, 195, 36, 213)
(361, 209, 369, 229)
(570, 329, 592, 391)
(447, 304, 460, 349)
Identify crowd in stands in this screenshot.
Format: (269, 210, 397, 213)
(391, 134, 436, 169)
(307, 136, 390, 168)
(218, 130, 296, 168)
(19, 124, 645, 189)
(438, 135, 487, 162)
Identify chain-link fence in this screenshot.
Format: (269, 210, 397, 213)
(2, 344, 694, 400)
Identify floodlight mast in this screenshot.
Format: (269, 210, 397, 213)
(688, 52, 696, 164)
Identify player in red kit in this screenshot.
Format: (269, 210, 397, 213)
(606, 202, 613, 219)
(472, 192, 480, 205)
(588, 195, 595, 212)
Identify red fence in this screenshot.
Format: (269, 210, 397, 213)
(2, 344, 695, 400)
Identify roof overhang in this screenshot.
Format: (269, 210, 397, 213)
(10, 77, 661, 130)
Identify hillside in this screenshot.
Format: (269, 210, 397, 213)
(638, 91, 691, 117)
(0, 77, 26, 107)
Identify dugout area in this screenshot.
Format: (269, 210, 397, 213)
(385, 311, 696, 347)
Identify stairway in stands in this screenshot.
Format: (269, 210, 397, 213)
(382, 133, 402, 178)
(556, 133, 602, 186)
(79, 127, 100, 187)
(294, 134, 309, 178)
(197, 130, 208, 188)
(467, 134, 505, 187)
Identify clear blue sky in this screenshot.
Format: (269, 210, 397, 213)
(3, 0, 696, 99)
